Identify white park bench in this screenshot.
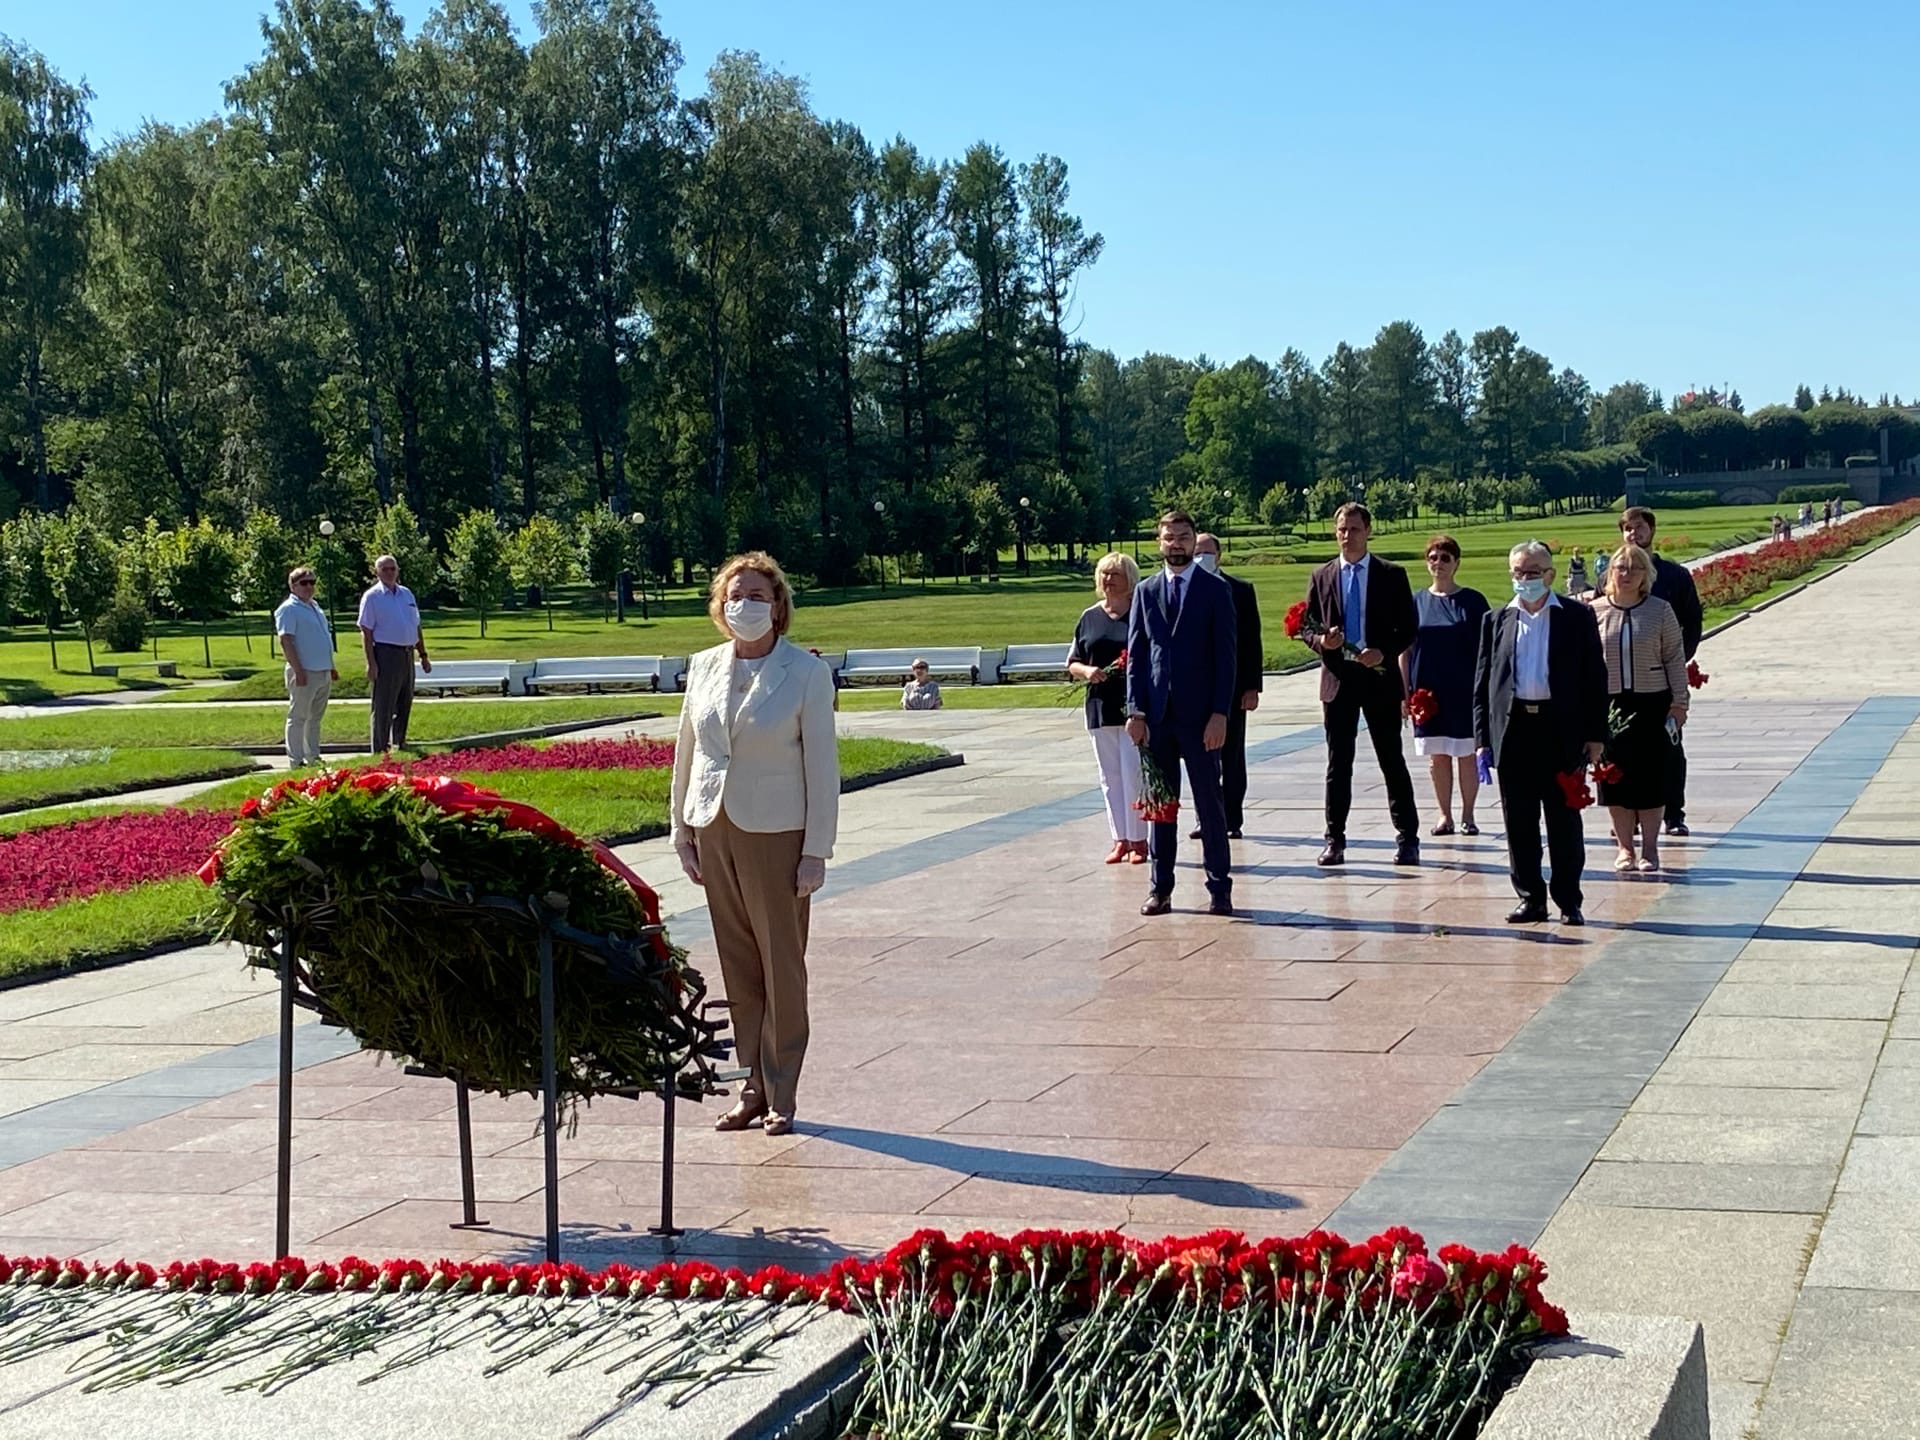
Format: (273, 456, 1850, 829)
(414, 659, 527, 697)
(91, 660, 179, 679)
(995, 643, 1073, 682)
(838, 647, 983, 685)
(525, 655, 688, 695)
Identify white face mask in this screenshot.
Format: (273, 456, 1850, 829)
(1195, 553, 1219, 574)
(724, 598, 774, 641)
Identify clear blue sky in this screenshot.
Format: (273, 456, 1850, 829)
(15, 0, 1918, 407)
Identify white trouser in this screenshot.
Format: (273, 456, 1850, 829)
(285, 665, 333, 764)
(1090, 724, 1148, 841)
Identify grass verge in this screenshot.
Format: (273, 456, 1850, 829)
(0, 736, 949, 983)
(0, 748, 261, 816)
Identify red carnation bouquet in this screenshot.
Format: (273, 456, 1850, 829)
(1555, 769, 1595, 810)
(1406, 687, 1438, 726)
(1133, 745, 1179, 824)
(1283, 600, 1309, 639)
(1687, 660, 1709, 689)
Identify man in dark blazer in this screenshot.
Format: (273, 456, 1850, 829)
(1474, 539, 1609, 924)
(1302, 502, 1421, 866)
(1126, 510, 1237, 917)
(1619, 506, 1702, 836)
(1193, 532, 1263, 838)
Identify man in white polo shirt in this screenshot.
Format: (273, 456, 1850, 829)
(273, 565, 337, 766)
(358, 554, 432, 752)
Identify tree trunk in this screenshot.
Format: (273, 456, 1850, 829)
(25, 350, 50, 511)
(512, 230, 538, 519)
(707, 304, 729, 503)
(364, 366, 394, 506)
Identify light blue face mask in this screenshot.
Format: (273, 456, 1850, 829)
(1512, 577, 1550, 603)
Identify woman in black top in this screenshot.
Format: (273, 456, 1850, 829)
(1401, 534, 1490, 836)
(1069, 552, 1146, 863)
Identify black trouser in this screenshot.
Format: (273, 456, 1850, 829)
(1323, 678, 1419, 842)
(1497, 707, 1585, 912)
(1664, 730, 1688, 828)
(1221, 705, 1250, 832)
(1148, 720, 1232, 902)
(370, 642, 415, 752)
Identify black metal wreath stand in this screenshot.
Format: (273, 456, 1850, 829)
(270, 895, 736, 1264)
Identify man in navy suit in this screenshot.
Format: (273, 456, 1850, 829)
(1126, 510, 1237, 917)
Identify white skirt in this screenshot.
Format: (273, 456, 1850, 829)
(1414, 735, 1478, 758)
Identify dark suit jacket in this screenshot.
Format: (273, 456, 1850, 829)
(1651, 555, 1703, 659)
(1220, 570, 1264, 697)
(1304, 554, 1417, 703)
(1472, 598, 1608, 767)
(1126, 565, 1236, 731)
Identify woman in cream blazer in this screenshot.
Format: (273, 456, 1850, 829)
(670, 551, 838, 1136)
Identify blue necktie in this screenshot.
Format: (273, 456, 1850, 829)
(1343, 565, 1364, 651)
(1167, 573, 1182, 624)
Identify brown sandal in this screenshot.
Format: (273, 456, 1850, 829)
(714, 1101, 767, 1132)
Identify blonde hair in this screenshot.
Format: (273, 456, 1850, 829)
(707, 551, 794, 637)
(1605, 542, 1655, 603)
(1093, 551, 1141, 594)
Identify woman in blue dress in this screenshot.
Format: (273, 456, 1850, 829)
(1400, 534, 1490, 836)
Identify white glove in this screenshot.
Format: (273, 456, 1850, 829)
(795, 855, 826, 899)
(675, 840, 703, 886)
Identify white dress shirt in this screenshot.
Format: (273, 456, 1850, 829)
(356, 583, 421, 646)
(1508, 591, 1560, 701)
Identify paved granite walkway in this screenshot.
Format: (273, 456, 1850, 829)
(0, 524, 1915, 1437)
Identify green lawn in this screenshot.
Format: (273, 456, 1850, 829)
(0, 696, 659, 752)
(0, 747, 261, 815)
(0, 502, 1811, 701)
(0, 735, 946, 981)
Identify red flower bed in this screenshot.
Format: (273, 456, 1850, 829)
(0, 810, 235, 912)
(0, 1224, 1567, 1334)
(1691, 499, 1920, 610)
(391, 737, 674, 774)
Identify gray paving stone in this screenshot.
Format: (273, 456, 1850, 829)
(1630, 1083, 1863, 1120)
(1648, 1055, 1878, 1093)
(1801, 1190, 1920, 1291)
(1480, 1313, 1708, 1440)
(1669, 1015, 1887, 1061)
(1597, 1113, 1855, 1168)
(1757, 1287, 1920, 1440)
(1698, 981, 1900, 1020)
(1835, 1134, 1920, 1195)
(1858, 1066, 1920, 1135)
(1570, 1160, 1835, 1214)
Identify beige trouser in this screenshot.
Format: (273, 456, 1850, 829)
(284, 665, 333, 764)
(700, 807, 811, 1116)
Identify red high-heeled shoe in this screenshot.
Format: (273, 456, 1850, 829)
(1104, 840, 1128, 864)
(1127, 840, 1149, 864)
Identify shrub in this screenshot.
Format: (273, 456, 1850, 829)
(1776, 483, 1851, 504)
(100, 599, 148, 653)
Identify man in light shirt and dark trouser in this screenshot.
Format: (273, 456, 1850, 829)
(274, 566, 337, 766)
(1474, 540, 1608, 927)
(357, 554, 432, 753)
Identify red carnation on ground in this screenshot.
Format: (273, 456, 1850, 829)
(1283, 600, 1309, 639)
(1406, 687, 1438, 726)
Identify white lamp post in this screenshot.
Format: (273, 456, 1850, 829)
(625, 512, 647, 620)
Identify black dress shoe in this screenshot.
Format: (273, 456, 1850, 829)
(1393, 839, 1420, 866)
(1207, 896, 1235, 917)
(1559, 908, 1585, 926)
(1506, 902, 1548, 924)
(1140, 893, 1172, 916)
(1663, 822, 1690, 837)
(1317, 842, 1346, 867)
(1227, 827, 1243, 840)
(1189, 826, 1203, 840)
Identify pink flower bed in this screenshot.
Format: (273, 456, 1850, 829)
(0, 810, 236, 912)
(393, 737, 674, 774)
